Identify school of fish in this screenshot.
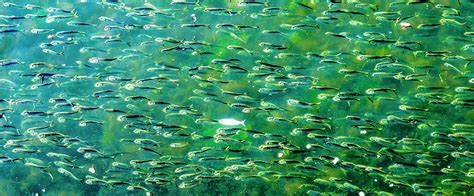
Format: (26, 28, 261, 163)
(0, 0, 473, 195)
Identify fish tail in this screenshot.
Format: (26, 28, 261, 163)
(45, 170, 54, 182)
(72, 9, 78, 17)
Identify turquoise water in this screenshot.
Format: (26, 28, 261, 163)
(0, 0, 473, 195)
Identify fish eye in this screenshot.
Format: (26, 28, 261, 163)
(133, 139, 141, 144)
(291, 130, 301, 136)
(72, 106, 81, 111)
(111, 162, 122, 167)
(84, 153, 93, 159)
(89, 57, 99, 64)
(263, 48, 272, 53)
(106, 76, 116, 81)
(40, 43, 48, 48)
(57, 117, 66, 123)
(417, 124, 429, 129)
(265, 76, 275, 82)
(242, 108, 251, 113)
(132, 129, 143, 134)
(45, 17, 55, 23)
(287, 99, 297, 105)
(198, 82, 211, 87)
(124, 83, 135, 90)
(194, 119, 204, 124)
(451, 152, 461, 158)
(79, 48, 89, 53)
(163, 132, 173, 138)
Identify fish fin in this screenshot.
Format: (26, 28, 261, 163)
(367, 97, 374, 103)
(64, 157, 75, 163)
(14, 158, 25, 163)
(44, 169, 54, 182)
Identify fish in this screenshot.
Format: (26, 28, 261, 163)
(295, 2, 314, 10)
(58, 168, 81, 181)
(218, 118, 245, 126)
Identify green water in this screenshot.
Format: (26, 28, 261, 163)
(0, 0, 473, 195)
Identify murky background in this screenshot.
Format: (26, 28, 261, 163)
(0, 0, 473, 195)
